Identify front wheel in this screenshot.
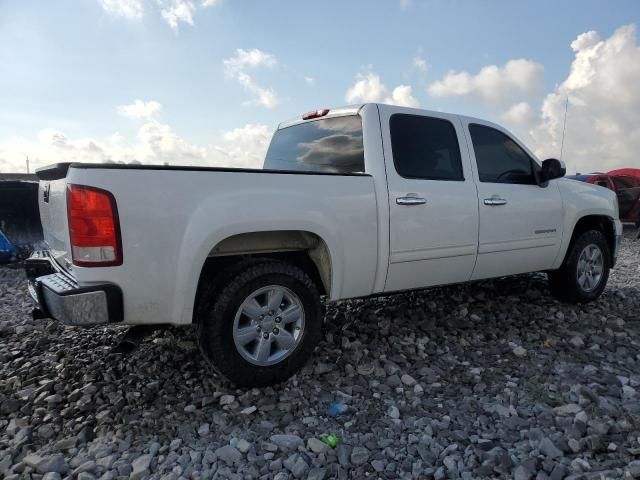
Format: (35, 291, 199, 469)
(197, 259, 322, 387)
(548, 230, 610, 303)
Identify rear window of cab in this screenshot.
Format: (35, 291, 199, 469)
(263, 115, 365, 174)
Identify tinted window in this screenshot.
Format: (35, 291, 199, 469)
(390, 114, 463, 180)
(264, 115, 364, 174)
(469, 124, 535, 184)
(613, 176, 639, 189)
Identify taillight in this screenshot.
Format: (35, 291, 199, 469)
(66, 184, 122, 267)
(302, 108, 330, 120)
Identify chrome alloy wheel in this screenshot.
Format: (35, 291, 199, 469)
(576, 243, 604, 292)
(232, 285, 305, 366)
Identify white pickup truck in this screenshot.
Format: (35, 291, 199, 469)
(27, 103, 623, 387)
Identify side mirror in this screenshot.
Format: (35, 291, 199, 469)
(541, 158, 566, 182)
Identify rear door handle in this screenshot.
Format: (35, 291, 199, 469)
(396, 195, 426, 206)
(484, 196, 507, 206)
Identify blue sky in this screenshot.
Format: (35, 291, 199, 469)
(1, 0, 639, 173)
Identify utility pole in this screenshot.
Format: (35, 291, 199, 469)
(560, 96, 569, 161)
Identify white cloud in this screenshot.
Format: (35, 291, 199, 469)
(413, 55, 427, 72)
(109, 132, 124, 143)
(235, 73, 278, 109)
(400, 0, 412, 11)
(223, 49, 279, 109)
(99, 0, 220, 30)
(502, 102, 535, 126)
(0, 154, 18, 173)
(99, 0, 144, 19)
(345, 72, 419, 107)
(304, 76, 315, 86)
(528, 24, 640, 173)
(157, 0, 196, 31)
(388, 85, 419, 108)
(0, 120, 272, 172)
(217, 124, 272, 168)
(0, 129, 111, 170)
(38, 128, 73, 149)
(223, 48, 276, 73)
(345, 73, 386, 103)
(117, 100, 162, 120)
(427, 58, 543, 101)
(136, 121, 205, 161)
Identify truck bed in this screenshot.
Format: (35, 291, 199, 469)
(37, 163, 379, 325)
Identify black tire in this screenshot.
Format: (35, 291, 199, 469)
(196, 259, 322, 387)
(548, 229, 610, 303)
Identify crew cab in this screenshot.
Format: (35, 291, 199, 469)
(26, 104, 623, 387)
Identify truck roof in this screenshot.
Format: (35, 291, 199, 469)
(277, 103, 500, 131)
(278, 105, 364, 129)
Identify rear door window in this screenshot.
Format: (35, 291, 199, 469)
(389, 114, 464, 181)
(264, 115, 364, 174)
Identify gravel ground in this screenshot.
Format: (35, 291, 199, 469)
(1, 229, 639, 480)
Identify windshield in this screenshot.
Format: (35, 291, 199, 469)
(263, 115, 365, 174)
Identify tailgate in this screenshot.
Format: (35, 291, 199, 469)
(36, 164, 72, 269)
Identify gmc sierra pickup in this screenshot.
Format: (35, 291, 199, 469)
(26, 103, 623, 387)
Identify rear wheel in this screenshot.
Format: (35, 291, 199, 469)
(197, 259, 322, 387)
(548, 230, 610, 303)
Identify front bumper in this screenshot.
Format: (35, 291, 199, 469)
(25, 251, 123, 326)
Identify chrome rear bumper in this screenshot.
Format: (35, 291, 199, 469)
(25, 251, 123, 326)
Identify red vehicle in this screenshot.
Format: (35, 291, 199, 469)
(567, 168, 640, 226)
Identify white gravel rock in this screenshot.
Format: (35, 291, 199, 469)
(23, 454, 68, 474)
(0, 230, 638, 479)
(306, 437, 327, 454)
(387, 405, 400, 419)
(401, 374, 416, 386)
(554, 403, 582, 415)
(41, 474, 62, 480)
(236, 438, 251, 454)
(512, 345, 527, 357)
(270, 434, 303, 451)
(197, 423, 209, 436)
(129, 454, 152, 480)
(214, 445, 241, 466)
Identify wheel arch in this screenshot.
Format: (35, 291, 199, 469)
(192, 230, 332, 323)
(563, 215, 616, 267)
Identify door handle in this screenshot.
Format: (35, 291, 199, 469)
(484, 196, 508, 206)
(396, 195, 426, 206)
